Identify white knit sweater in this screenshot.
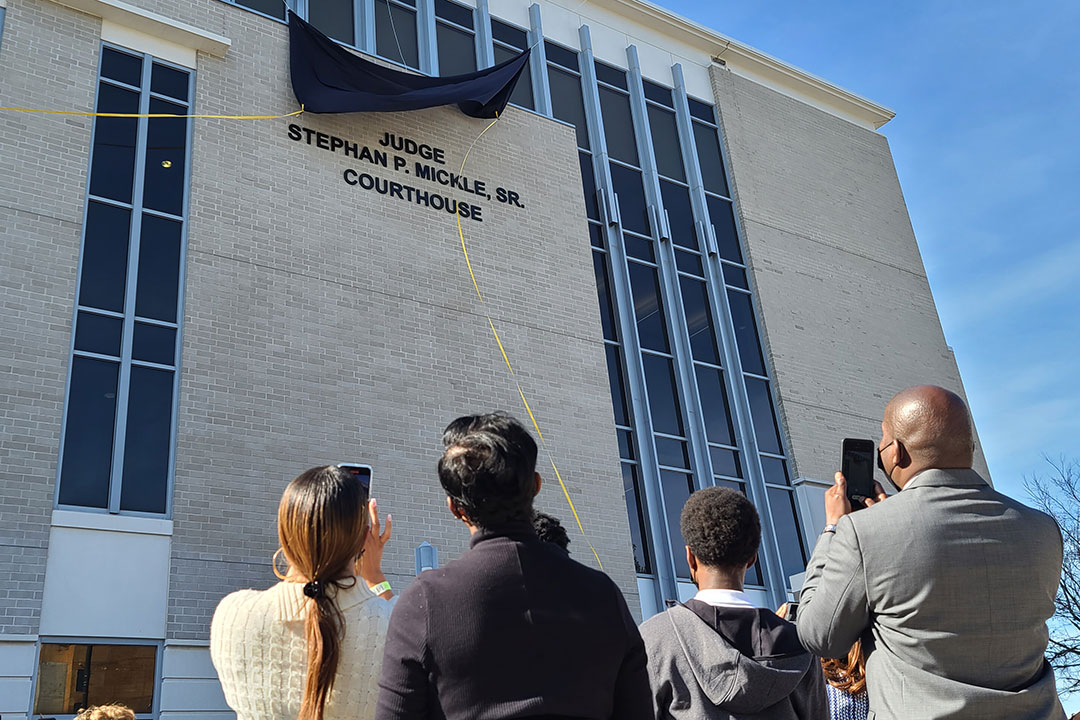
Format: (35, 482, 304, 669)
(210, 580, 395, 720)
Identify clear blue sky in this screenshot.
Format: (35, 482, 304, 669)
(653, 0, 1079, 503)
(653, 0, 1078, 706)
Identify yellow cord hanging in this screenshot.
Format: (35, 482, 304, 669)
(455, 113, 604, 570)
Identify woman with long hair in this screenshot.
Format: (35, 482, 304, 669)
(821, 640, 869, 720)
(211, 465, 393, 720)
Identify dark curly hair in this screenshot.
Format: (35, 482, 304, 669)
(680, 486, 760, 569)
(438, 413, 538, 528)
(533, 510, 570, 550)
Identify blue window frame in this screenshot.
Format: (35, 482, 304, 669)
(56, 45, 193, 517)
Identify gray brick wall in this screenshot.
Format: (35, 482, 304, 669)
(166, 3, 637, 639)
(0, 0, 101, 635)
(709, 65, 990, 487)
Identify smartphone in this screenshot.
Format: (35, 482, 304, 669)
(337, 463, 372, 497)
(841, 438, 876, 509)
(784, 602, 799, 622)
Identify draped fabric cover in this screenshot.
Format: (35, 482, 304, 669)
(287, 11, 531, 118)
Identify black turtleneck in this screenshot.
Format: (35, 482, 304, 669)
(376, 522, 652, 720)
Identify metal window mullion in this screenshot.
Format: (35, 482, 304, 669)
(360, 0, 376, 52)
(107, 55, 153, 515)
(295, 0, 309, 20)
(528, 4, 552, 117)
(672, 62, 787, 607)
(579, 24, 671, 608)
(626, 45, 715, 504)
(418, 0, 437, 74)
(474, 0, 495, 69)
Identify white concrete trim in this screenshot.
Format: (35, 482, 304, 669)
(549, 0, 895, 129)
(0, 1, 7, 10)
(102, 19, 198, 68)
(46, 0, 230, 57)
(52, 508, 174, 536)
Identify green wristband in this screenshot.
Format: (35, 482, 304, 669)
(369, 581, 391, 595)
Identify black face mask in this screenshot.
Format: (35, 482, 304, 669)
(877, 442, 900, 493)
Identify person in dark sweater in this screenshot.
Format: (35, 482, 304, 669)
(639, 487, 827, 720)
(375, 413, 653, 720)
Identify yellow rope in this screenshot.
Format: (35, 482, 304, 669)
(456, 114, 604, 570)
(0, 106, 305, 120)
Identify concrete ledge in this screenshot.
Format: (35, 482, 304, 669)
(47, 0, 231, 57)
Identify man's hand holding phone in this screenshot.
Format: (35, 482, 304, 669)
(826, 472, 888, 525)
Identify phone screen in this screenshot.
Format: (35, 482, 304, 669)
(338, 463, 372, 497)
(841, 439, 875, 508)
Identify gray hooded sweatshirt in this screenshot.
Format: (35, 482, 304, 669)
(640, 600, 828, 720)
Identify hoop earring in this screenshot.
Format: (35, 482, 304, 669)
(272, 547, 289, 581)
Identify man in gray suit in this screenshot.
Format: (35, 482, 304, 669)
(797, 385, 1065, 720)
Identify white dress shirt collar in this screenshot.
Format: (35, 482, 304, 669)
(692, 588, 757, 608)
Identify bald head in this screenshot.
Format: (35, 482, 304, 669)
(884, 385, 974, 470)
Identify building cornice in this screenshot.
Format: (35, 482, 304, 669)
(47, 0, 231, 57)
(577, 0, 896, 129)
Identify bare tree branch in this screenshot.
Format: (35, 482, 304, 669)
(1026, 456, 1080, 695)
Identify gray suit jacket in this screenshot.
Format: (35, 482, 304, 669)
(798, 468, 1064, 720)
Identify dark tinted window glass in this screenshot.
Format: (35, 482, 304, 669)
(688, 97, 715, 123)
(767, 487, 807, 585)
(579, 153, 599, 221)
(376, 0, 419, 69)
(609, 163, 649, 235)
(648, 105, 684, 181)
(80, 202, 131, 313)
(660, 469, 694, 577)
(706, 194, 742, 262)
(722, 262, 749, 289)
(132, 323, 177, 365)
(617, 429, 635, 459)
(680, 277, 719, 365)
(143, 98, 188, 216)
(623, 233, 654, 263)
(593, 252, 617, 342)
(90, 83, 139, 203)
(655, 437, 689, 469)
(643, 79, 672, 106)
(437, 23, 476, 76)
(598, 87, 637, 166)
(492, 19, 527, 47)
(150, 63, 188, 102)
(696, 365, 734, 445)
(594, 61, 627, 90)
(120, 366, 173, 513)
(435, 0, 472, 27)
(694, 122, 730, 197)
(544, 41, 578, 71)
(660, 180, 695, 249)
(235, 0, 286, 20)
(34, 643, 156, 715)
(709, 480, 761, 584)
(622, 463, 651, 574)
(494, 45, 533, 109)
(761, 456, 790, 486)
(310, 0, 354, 45)
(135, 214, 182, 323)
(710, 447, 741, 478)
(605, 344, 630, 427)
(728, 290, 766, 376)
(101, 47, 142, 86)
(627, 262, 668, 353)
(548, 66, 589, 149)
(58, 357, 118, 508)
(75, 312, 123, 357)
(675, 249, 703, 276)
(642, 354, 683, 435)
(589, 223, 604, 249)
(746, 377, 782, 454)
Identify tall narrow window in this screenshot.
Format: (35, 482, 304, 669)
(435, 0, 475, 76)
(491, 17, 533, 109)
(58, 45, 192, 516)
(309, 0, 356, 45)
(375, 0, 420, 69)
